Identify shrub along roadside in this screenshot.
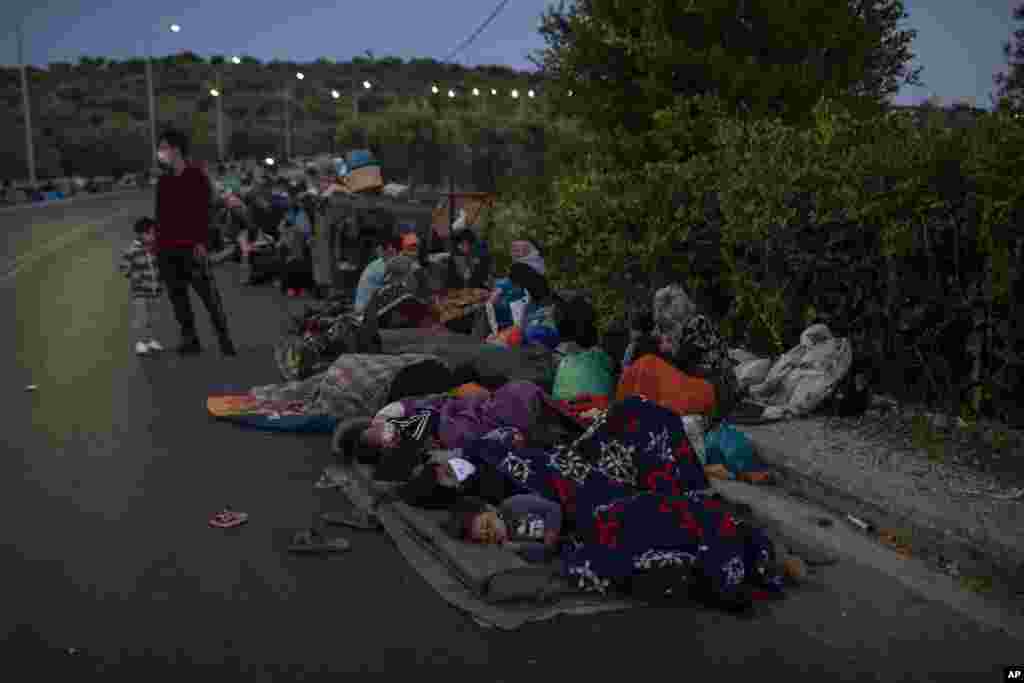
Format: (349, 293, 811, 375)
(512, 94, 1024, 425)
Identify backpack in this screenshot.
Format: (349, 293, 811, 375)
(822, 352, 873, 418)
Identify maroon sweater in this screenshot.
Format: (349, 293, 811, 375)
(155, 165, 212, 251)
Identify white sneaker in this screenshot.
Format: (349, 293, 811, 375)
(147, 339, 164, 352)
(135, 341, 150, 355)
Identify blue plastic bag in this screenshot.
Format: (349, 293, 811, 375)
(346, 149, 375, 171)
(704, 422, 755, 475)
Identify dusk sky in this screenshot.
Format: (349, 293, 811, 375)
(0, 0, 1019, 109)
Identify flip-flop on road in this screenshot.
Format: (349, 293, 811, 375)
(288, 528, 351, 554)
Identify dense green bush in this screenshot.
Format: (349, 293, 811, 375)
(520, 93, 1024, 422)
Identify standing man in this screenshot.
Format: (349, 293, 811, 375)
(154, 128, 237, 356)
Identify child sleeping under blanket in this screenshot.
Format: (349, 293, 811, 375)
(447, 494, 562, 564)
(451, 397, 787, 610)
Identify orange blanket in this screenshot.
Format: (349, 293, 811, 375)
(616, 354, 716, 416)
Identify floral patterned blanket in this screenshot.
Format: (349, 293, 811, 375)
(462, 397, 785, 601)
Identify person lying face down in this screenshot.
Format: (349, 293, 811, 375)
(447, 494, 563, 563)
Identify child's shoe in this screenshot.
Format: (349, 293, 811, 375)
(135, 341, 150, 356)
(147, 339, 164, 352)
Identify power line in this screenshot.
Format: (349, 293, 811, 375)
(442, 0, 511, 63)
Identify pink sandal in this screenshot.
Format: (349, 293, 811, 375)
(209, 507, 249, 528)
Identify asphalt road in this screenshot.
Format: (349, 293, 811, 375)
(2, 193, 1022, 680)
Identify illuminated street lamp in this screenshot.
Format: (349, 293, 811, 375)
(431, 84, 440, 95)
(528, 89, 535, 98)
(447, 89, 455, 98)
(331, 90, 340, 99)
(490, 88, 497, 95)
(231, 55, 241, 65)
(265, 157, 275, 166)
(511, 89, 519, 99)
(472, 88, 480, 96)
(210, 88, 220, 97)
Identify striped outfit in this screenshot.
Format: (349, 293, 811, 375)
(120, 238, 163, 341)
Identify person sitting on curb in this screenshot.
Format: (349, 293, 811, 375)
(353, 233, 402, 315)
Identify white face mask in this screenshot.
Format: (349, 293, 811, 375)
(157, 151, 172, 165)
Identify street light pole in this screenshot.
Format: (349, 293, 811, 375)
(16, 21, 37, 187)
(215, 73, 224, 162)
(283, 82, 291, 161)
(146, 55, 157, 174)
(145, 23, 180, 175)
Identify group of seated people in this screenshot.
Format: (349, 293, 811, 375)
(229, 181, 321, 296)
(322, 277, 792, 610)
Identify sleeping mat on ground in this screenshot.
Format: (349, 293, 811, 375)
(207, 394, 337, 433)
(327, 459, 635, 630)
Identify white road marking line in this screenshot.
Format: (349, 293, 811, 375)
(1, 208, 140, 282)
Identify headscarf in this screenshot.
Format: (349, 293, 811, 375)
(510, 240, 545, 276)
(652, 284, 697, 358)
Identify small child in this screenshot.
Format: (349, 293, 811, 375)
(448, 494, 562, 564)
(120, 217, 164, 355)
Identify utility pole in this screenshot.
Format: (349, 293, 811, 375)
(215, 71, 224, 162)
(17, 21, 37, 187)
(283, 84, 291, 161)
(146, 55, 157, 174)
(353, 76, 362, 121)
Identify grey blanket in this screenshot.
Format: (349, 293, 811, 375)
(328, 460, 635, 630)
(379, 328, 556, 390)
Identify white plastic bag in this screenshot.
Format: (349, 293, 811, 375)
(510, 295, 529, 328)
(734, 358, 772, 391)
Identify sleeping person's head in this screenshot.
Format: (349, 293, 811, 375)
(447, 496, 507, 545)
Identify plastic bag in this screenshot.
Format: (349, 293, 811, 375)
(704, 422, 755, 475)
(552, 348, 615, 401)
(734, 358, 772, 391)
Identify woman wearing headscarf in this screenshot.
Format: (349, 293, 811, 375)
(617, 284, 739, 428)
(485, 240, 546, 334)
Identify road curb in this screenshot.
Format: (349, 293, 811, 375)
(712, 477, 1024, 640)
(743, 426, 1024, 602)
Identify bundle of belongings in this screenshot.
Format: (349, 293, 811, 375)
(274, 292, 383, 382)
(483, 240, 561, 351)
(725, 323, 862, 423)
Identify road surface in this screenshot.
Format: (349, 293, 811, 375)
(2, 192, 1021, 679)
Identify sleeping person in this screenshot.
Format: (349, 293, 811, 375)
(447, 494, 562, 564)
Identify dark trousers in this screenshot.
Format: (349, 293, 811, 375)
(158, 248, 231, 341)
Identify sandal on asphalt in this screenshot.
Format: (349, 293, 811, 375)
(288, 528, 351, 554)
(320, 510, 380, 530)
(313, 472, 344, 490)
(209, 507, 249, 528)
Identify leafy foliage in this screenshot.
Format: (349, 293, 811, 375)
(516, 91, 1024, 423)
(994, 2, 1024, 114)
(533, 0, 921, 154)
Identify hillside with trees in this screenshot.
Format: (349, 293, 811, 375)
(0, 55, 552, 183)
